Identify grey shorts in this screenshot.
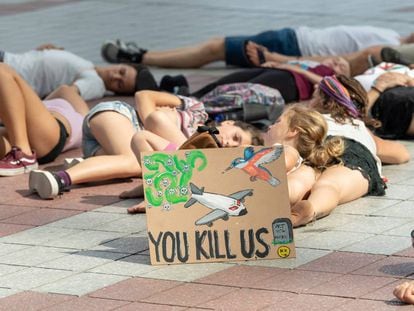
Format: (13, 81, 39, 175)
(82, 101, 142, 157)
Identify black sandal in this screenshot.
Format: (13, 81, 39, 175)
(244, 41, 266, 67)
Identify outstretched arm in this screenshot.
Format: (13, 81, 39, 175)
(246, 41, 328, 66)
(370, 131, 410, 164)
(45, 84, 89, 116)
(261, 62, 323, 85)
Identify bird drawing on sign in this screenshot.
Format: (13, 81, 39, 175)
(223, 146, 283, 186)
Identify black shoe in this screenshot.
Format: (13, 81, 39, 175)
(101, 39, 147, 64)
(381, 47, 411, 66)
(160, 75, 189, 95)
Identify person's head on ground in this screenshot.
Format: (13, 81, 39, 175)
(213, 120, 264, 147)
(265, 104, 344, 168)
(311, 75, 381, 128)
(320, 57, 351, 77)
(95, 63, 158, 95)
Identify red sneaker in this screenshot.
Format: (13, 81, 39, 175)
(0, 147, 38, 176)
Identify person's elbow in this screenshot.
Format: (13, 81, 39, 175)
(397, 148, 411, 164)
(383, 148, 411, 164)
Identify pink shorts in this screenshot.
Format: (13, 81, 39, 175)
(43, 99, 83, 152)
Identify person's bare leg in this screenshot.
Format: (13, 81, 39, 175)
(144, 111, 187, 145)
(142, 37, 225, 68)
(66, 111, 140, 184)
(120, 130, 173, 213)
(45, 85, 90, 116)
(0, 64, 60, 157)
(344, 46, 384, 76)
(0, 127, 11, 158)
(287, 165, 317, 205)
(291, 166, 369, 227)
(120, 130, 171, 199)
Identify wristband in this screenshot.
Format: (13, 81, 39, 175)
(371, 85, 383, 94)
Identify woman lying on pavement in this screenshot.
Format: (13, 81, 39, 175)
(28, 90, 263, 199)
(0, 64, 86, 176)
(354, 64, 414, 139)
(120, 103, 345, 214)
(289, 75, 410, 227)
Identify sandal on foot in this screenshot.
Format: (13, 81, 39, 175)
(244, 41, 266, 67)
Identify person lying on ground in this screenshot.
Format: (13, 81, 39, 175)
(290, 75, 410, 227)
(354, 67, 414, 139)
(28, 91, 263, 199)
(121, 104, 343, 214)
(0, 45, 158, 102)
(189, 56, 350, 104)
(245, 40, 414, 76)
(100, 25, 412, 69)
(0, 64, 87, 176)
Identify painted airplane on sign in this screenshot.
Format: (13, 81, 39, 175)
(223, 146, 283, 186)
(184, 183, 253, 227)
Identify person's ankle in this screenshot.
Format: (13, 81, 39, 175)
(55, 170, 72, 188)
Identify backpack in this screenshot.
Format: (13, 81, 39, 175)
(199, 82, 285, 127)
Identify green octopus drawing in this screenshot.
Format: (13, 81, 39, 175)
(142, 150, 207, 209)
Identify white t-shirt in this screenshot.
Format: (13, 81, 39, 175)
(354, 62, 414, 91)
(296, 25, 401, 56)
(4, 50, 105, 100)
(323, 114, 382, 175)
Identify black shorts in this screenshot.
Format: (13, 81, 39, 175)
(371, 86, 414, 139)
(37, 119, 68, 164)
(337, 137, 386, 196)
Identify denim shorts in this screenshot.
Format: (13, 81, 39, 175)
(224, 28, 301, 67)
(82, 101, 142, 157)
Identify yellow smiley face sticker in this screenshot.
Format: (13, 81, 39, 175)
(277, 246, 290, 258)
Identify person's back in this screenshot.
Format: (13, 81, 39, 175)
(4, 49, 105, 100)
(296, 25, 401, 56)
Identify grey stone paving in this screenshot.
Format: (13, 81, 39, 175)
(0, 0, 413, 300)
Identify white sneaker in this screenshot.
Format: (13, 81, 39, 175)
(63, 157, 84, 169)
(29, 170, 61, 199)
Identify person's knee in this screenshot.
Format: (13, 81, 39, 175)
(204, 37, 225, 58)
(145, 110, 169, 127)
(0, 64, 14, 81)
(130, 131, 148, 151)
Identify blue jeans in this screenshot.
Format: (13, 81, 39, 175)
(224, 28, 300, 67)
(82, 101, 141, 157)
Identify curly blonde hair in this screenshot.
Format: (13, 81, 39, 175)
(284, 104, 344, 168)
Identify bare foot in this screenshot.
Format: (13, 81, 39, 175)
(393, 281, 414, 304)
(127, 201, 146, 214)
(245, 41, 269, 66)
(291, 200, 316, 227)
(119, 184, 144, 199)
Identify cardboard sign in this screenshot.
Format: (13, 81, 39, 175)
(141, 146, 295, 265)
